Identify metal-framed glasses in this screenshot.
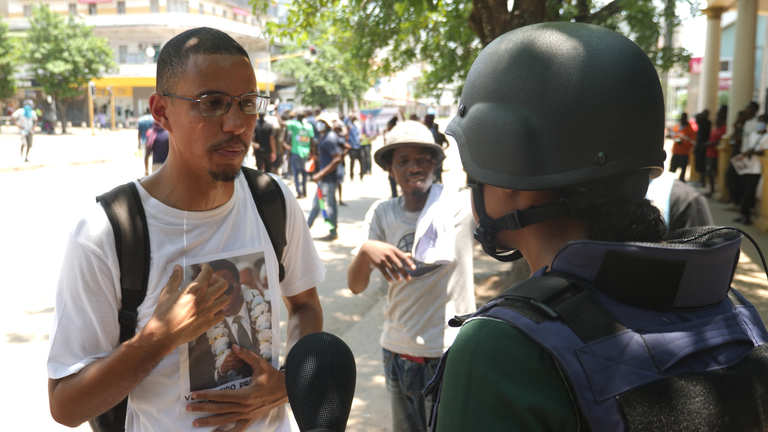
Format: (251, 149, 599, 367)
(224, 282, 240, 295)
(161, 92, 269, 117)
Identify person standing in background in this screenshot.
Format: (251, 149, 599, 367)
(143, 121, 170, 175)
(285, 111, 314, 198)
(703, 108, 727, 196)
(346, 115, 365, 181)
(307, 112, 343, 241)
(137, 108, 155, 155)
(669, 113, 696, 181)
(12, 99, 37, 163)
(252, 112, 276, 173)
(693, 110, 711, 187)
(733, 114, 768, 225)
(348, 120, 475, 432)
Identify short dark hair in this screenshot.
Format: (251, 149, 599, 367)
(209, 259, 240, 282)
(156, 27, 250, 94)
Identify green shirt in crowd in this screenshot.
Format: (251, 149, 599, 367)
(435, 318, 579, 432)
(286, 119, 314, 159)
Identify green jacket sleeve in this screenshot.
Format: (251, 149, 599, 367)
(435, 318, 579, 432)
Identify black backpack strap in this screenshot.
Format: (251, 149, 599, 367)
(92, 181, 151, 432)
(241, 167, 287, 282)
(493, 273, 627, 344)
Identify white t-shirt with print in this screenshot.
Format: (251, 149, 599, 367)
(47, 174, 325, 432)
(353, 190, 476, 358)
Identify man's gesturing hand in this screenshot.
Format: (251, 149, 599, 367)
(187, 344, 288, 431)
(141, 263, 230, 354)
(218, 351, 245, 380)
(360, 240, 416, 282)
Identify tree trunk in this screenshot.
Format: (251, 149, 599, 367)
(57, 99, 68, 134)
(469, 0, 549, 47)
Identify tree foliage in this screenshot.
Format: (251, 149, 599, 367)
(0, 21, 18, 100)
(272, 32, 372, 109)
(256, 0, 698, 99)
(24, 5, 115, 131)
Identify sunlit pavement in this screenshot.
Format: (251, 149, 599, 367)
(1, 127, 766, 431)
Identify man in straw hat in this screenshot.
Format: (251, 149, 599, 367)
(347, 120, 475, 432)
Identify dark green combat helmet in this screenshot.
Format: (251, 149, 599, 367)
(447, 22, 666, 261)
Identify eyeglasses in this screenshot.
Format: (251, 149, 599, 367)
(224, 282, 239, 295)
(161, 92, 269, 117)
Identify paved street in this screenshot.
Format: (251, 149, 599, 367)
(1, 128, 767, 431)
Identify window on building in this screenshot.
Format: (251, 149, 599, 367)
(117, 1, 125, 13)
(199, 3, 204, 14)
(119, 46, 128, 64)
(88, 3, 97, 15)
(222, 9, 226, 18)
(152, 44, 160, 63)
(68, 3, 77, 14)
(150, 0, 159, 13)
(167, 0, 189, 13)
(23, 5, 32, 17)
(720, 60, 731, 73)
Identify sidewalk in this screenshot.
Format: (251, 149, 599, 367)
(0, 127, 140, 173)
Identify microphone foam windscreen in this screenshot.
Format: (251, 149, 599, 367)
(285, 332, 357, 432)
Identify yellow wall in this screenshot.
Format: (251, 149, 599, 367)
(94, 77, 156, 88)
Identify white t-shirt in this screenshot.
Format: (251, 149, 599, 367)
(733, 132, 768, 175)
(47, 174, 325, 432)
(12, 108, 37, 133)
(353, 190, 476, 358)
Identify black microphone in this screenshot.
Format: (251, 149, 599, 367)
(285, 332, 357, 432)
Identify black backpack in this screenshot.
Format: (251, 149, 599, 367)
(89, 167, 286, 432)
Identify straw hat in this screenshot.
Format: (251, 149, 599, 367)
(373, 120, 445, 169)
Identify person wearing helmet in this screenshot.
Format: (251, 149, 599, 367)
(426, 23, 768, 432)
(347, 120, 475, 432)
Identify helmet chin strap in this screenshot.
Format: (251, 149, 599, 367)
(469, 179, 609, 263)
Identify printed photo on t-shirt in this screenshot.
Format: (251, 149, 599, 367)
(173, 247, 279, 400)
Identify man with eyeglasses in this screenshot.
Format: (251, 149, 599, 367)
(47, 27, 325, 432)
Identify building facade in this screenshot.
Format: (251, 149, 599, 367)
(1, 0, 284, 125)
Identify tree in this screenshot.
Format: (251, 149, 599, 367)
(272, 37, 372, 111)
(258, 0, 698, 99)
(0, 21, 18, 101)
(25, 5, 115, 132)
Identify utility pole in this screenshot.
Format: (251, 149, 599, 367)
(109, 87, 115, 130)
(87, 81, 96, 136)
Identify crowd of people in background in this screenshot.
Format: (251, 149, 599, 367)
(241, 105, 451, 243)
(670, 101, 767, 225)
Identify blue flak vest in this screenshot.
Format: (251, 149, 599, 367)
(426, 227, 768, 432)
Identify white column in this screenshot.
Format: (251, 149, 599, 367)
(698, 8, 726, 115)
(728, 0, 759, 133)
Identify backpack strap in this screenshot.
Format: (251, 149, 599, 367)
(93, 181, 151, 432)
(241, 167, 287, 282)
(492, 272, 627, 344)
